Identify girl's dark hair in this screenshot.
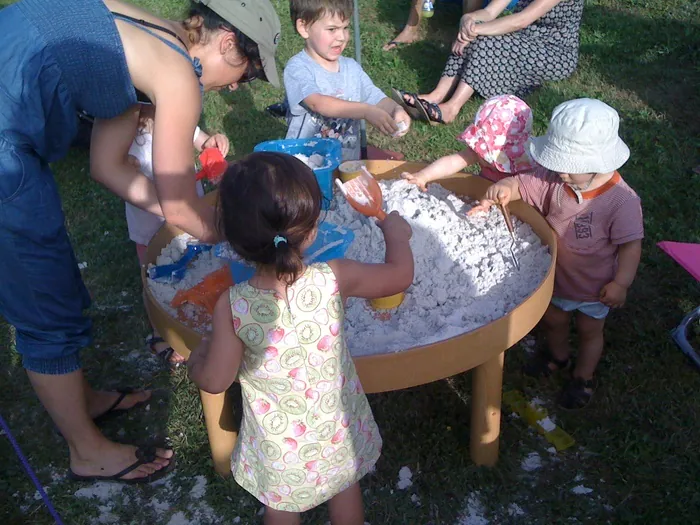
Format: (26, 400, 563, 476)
(217, 152, 322, 286)
(184, 3, 265, 82)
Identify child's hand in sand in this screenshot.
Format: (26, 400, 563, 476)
(401, 171, 431, 192)
(378, 211, 412, 241)
(203, 133, 230, 158)
(599, 281, 627, 308)
(468, 183, 512, 215)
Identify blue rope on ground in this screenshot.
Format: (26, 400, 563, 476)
(0, 412, 64, 525)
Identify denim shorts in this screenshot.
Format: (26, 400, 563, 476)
(551, 296, 610, 320)
(0, 139, 92, 374)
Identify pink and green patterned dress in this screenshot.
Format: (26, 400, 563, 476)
(229, 263, 382, 512)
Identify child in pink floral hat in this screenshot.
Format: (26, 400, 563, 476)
(402, 94, 534, 191)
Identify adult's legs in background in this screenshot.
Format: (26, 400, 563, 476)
(383, 0, 423, 51)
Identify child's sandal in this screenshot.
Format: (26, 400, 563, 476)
(558, 377, 596, 410)
(522, 349, 570, 378)
(146, 334, 185, 368)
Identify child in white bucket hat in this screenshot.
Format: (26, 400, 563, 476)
(470, 98, 644, 409)
(401, 95, 534, 191)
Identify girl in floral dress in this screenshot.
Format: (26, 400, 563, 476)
(401, 94, 534, 189)
(188, 152, 414, 525)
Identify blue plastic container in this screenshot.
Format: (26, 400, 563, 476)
(214, 221, 355, 283)
(253, 138, 342, 210)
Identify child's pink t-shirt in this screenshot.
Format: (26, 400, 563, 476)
(516, 167, 644, 302)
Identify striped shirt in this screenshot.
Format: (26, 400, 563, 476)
(517, 167, 644, 302)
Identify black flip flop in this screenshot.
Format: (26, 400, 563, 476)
(93, 389, 150, 425)
(390, 88, 422, 120)
(416, 98, 445, 126)
(69, 447, 176, 485)
(383, 40, 409, 51)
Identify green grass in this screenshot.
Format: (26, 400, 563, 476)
(1, 0, 700, 523)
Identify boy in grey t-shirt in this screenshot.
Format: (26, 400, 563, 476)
(284, 0, 411, 160)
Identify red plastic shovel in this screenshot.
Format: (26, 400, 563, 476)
(196, 148, 228, 184)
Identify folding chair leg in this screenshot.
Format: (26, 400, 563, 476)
(671, 306, 700, 370)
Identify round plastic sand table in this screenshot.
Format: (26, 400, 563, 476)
(143, 161, 557, 476)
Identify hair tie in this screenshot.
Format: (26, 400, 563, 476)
(273, 235, 287, 248)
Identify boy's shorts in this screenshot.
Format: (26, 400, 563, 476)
(0, 139, 92, 374)
(551, 296, 610, 320)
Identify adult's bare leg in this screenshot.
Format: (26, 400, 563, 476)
(436, 80, 476, 123)
(28, 369, 173, 480)
(383, 0, 423, 51)
(418, 75, 461, 105)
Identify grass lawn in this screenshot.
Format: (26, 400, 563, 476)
(1, 0, 699, 523)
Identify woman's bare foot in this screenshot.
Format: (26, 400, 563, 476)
(87, 390, 152, 419)
(418, 92, 445, 104)
(436, 102, 460, 123)
(70, 440, 173, 481)
(383, 26, 421, 51)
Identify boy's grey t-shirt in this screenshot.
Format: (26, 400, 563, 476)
(284, 51, 387, 161)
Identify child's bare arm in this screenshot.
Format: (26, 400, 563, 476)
(599, 239, 642, 308)
(377, 97, 411, 136)
(614, 240, 642, 288)
(194, 129, 230, 157)
(188, 291, 243, 394)
(193, 128, 209, 152)
(402, 149, 476, 191)
(90, 109, 165, 217)
(328, 212, 414, 300)
(376, 97, 400, 115)
(304, 94, 371, 119)
(303, 94, 399, 135)
(468, 177, 522, 214)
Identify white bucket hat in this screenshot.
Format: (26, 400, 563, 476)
(529, 98, 630, 174)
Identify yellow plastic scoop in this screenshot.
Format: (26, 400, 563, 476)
(335, 166, 386, 220)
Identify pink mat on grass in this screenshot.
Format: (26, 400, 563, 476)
(658, 241, 700, 282)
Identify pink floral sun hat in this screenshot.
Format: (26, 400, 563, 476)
(457, 95, 534, 174)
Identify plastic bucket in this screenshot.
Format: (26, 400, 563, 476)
(253, 138, 342, 210)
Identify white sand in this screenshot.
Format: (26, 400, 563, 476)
(148, 180, 551, 355)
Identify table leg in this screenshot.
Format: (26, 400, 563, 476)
(470, 351, 505, 466)
(200, 389, 238, 477)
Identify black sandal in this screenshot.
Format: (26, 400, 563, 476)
(558, 377, 596, 409)
(522, 349, 570, 378)
(94, 389, 150, 424)
(390, 88, 422, 120)
(416, 98, 445, 125)
(383, 40, 409, 51)
(69, 446, 176, 485)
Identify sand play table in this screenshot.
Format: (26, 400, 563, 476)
(143, 160, 557, 476)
